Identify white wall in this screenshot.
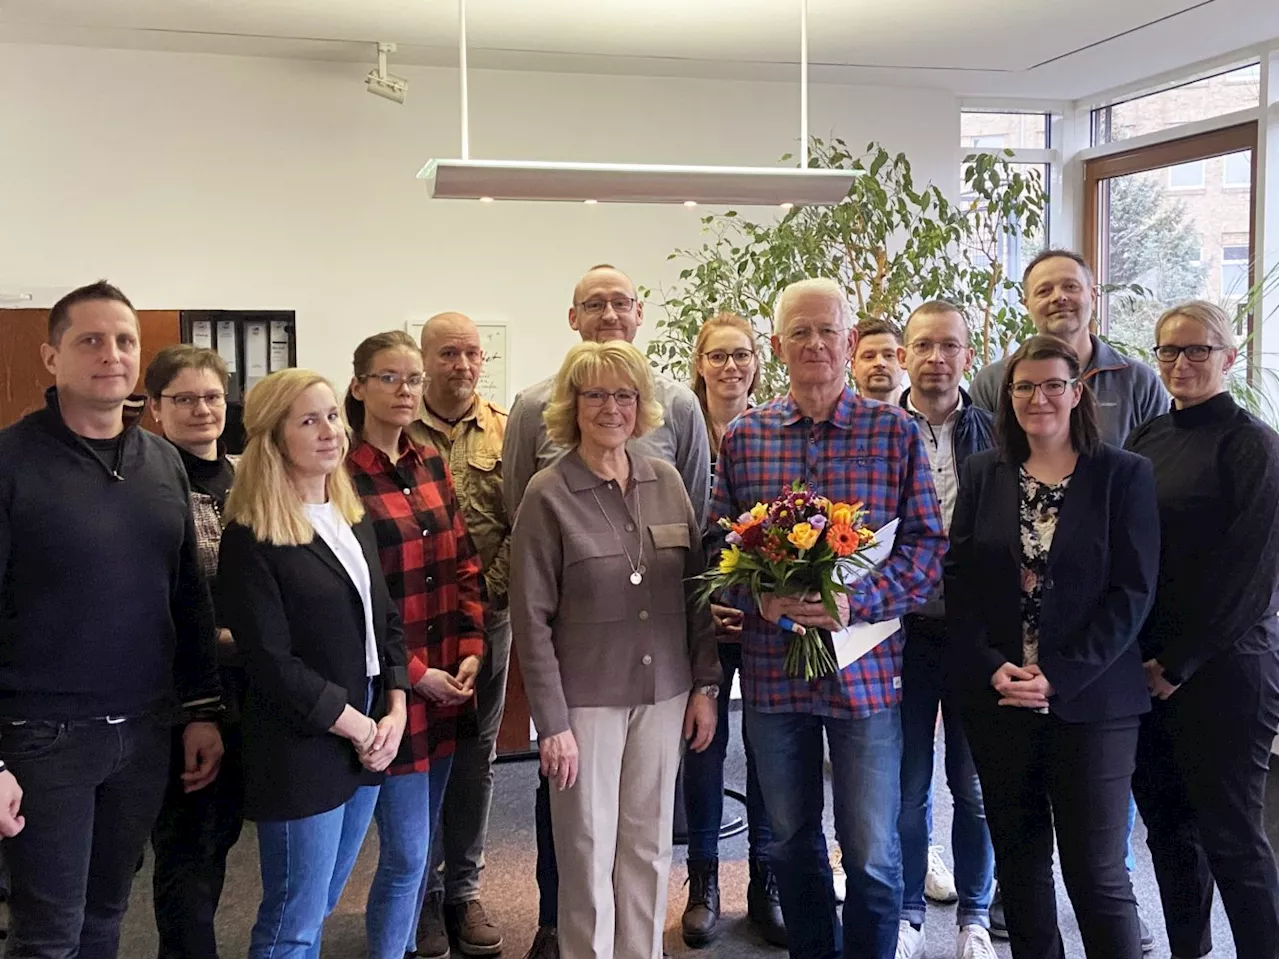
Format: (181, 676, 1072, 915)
(0, 44, 959, 392)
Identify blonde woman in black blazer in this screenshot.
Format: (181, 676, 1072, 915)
(218, 368, 409, 957)
(946, 335, 1160, 959)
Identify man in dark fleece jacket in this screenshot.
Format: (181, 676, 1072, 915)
(0, 281, 223, 959)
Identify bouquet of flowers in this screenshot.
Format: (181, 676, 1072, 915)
(697, 481, 879, 680)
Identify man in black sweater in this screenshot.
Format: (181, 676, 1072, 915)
(0, 281, 223, 959)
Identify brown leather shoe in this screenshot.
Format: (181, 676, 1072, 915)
(416, 891, 451, 959)
(522, 925, 558, 959)
(445, 899, 503, 956)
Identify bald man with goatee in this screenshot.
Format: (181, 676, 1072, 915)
(407, 311, 511, 959)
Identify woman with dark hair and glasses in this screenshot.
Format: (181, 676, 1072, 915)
(945, 334, 1160, 958)
(1126, 301, 1278, 959)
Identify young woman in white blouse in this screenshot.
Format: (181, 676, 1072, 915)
(219, 368, 410, 957)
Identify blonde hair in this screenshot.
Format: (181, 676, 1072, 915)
(223, 368, 364, 546)
(543, 341, 664, 447)
(690, 312, 761, 414)
(1155, 299, 1239, 350)
(773, 278, 853, 336)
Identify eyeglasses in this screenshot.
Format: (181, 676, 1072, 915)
(360, 372, 426, 391)
(701, 349, 756, 368)
(908, 340, 966, 358)
(578, 388, 640, 408)
(576, 296, 637, 317)
(160, 391, 227, 409)
(1009, 378, 1077, 399)
(1152, 344, 1227, 364)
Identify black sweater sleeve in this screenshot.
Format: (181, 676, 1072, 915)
(1159, 423, 1280, 683)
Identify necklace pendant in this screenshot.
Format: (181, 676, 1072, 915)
(629, 570, 643, 586)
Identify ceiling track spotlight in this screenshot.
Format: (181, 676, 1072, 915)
(366, 41, 408, 104)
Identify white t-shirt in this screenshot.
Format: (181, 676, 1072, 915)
(305, 502, 381, 678)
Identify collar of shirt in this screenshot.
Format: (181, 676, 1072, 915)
(347, 432, 425, 474)
(779, 385, 860, 429)
(904, 391, 962, 429)
(560, 447, 658, 491)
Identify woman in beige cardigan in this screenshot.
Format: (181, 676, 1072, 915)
(511, 340, 721, 959)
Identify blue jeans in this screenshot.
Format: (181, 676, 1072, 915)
(898, 616, 994, 928)
(368, 771, 435, 958)
(2, 713, 170, 959)
(683, 641, 772, 864)
(535, 772, 558, 927)
(746, 704, 904, 959)
(408, 756, 454, 939)
(250, 784, 381, 958)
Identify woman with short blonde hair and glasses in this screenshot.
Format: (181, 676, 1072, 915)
(679, 313, 784, 947)
(1127, 300, 1279, 959)
(512, 340, 720, 959)
(218, 368, 409, 957)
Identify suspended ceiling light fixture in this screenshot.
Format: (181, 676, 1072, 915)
(419, 0, 856, 206)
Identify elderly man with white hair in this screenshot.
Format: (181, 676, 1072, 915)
(709, 278, 947, 959)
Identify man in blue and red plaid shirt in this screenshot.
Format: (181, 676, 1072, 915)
(710, 278, 947, 959)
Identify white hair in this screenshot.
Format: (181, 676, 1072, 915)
(773, 278, 854, 336)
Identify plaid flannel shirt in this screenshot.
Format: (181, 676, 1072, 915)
(348, 436, 487, 773)
(709, 386, 946, 718)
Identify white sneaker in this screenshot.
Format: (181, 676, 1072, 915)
(925, 845, 959, 903)
(956, 924, 997, 959)
(830, 845, 846, 903)
(895, 920, 925, 959)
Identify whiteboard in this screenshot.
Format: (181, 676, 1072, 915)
(406, 318, 509, 409)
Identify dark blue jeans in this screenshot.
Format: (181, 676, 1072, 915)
(2, 712, 171, 959)
(898, 616, 993, 928)
(746, 704, 904, 959)
(682, 641, 771, 865)
(535, 771, 559, 927)
(152, 719, 246, 959)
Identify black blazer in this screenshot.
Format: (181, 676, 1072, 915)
(219, 516, 410, 822)
(945, 445, 1159, 723)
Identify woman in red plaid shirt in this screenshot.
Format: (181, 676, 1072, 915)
(345, 331, 489, 959)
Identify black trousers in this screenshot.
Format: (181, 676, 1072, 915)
(963, 704, 1142, 959)
(3, 713, 170, 959)
(1131, 648, 1280, 959)
(151, 720, 245, 959)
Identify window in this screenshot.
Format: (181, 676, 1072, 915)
(1091, 63, 1262, 145)
(960, 161, 1049, 309)
(961, 112, 1050, 149)
(1223, 151, 1251, 188)
(1222, 244, 1251, 299)
(1167, 160, 1205, 189)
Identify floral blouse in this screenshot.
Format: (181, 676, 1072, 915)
(1018, 467, 1071, 667)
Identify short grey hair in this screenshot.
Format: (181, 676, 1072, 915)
(773, 278, 854, 336)
(1155, 299, 1239, 350)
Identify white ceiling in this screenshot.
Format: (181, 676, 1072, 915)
(0, 0, 1275, 100)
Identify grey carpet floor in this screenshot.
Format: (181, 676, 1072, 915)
(113, 706, 1276, 958)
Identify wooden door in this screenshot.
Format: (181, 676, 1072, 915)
(497, 640, 533, 755)
(0, 309, 182, 430)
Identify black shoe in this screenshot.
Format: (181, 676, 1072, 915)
(681, 858, 721, 947)
(747, 859, 787, 948)
(522, 925, 558, 959)
(989, 883, 1008, 940)
(1139, 913, 1154, 952)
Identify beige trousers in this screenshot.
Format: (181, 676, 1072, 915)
(548, 691, 687, 959)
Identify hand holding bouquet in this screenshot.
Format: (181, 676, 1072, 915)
(697, 481, 879, 680)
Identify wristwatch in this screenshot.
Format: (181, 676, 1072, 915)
(696, 684, 721, 700)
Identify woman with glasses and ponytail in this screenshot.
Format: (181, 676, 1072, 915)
(945, 334, 1160, 958)
(344, 331, 488, 959)
(1126, 301, 1279, 959)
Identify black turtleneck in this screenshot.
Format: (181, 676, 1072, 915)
(1125, 391, 1279, 685)
(176, 443, 234, 505)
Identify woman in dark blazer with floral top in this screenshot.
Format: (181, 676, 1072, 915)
(219, 368, 409, 958)
(945, 335, 1160, 959)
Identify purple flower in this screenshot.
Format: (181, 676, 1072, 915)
(726, 531, 743, 545)
(738, 512, 755, 524)
(808, 514, 827, 530)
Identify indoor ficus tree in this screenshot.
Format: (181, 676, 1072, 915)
(643, 139, 1048, 397)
